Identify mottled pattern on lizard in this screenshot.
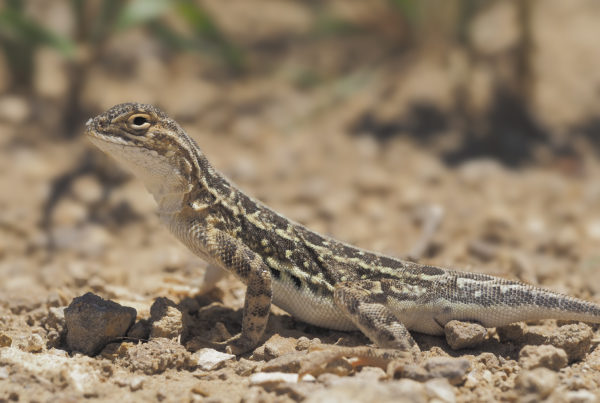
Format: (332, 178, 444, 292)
(86, 103, 600, 354)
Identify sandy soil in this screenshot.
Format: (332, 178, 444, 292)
(1, 1, 600, 402)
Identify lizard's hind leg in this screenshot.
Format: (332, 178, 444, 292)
(333, 281, 420, 353)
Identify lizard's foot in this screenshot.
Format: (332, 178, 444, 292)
(298, 345, 414, 379)
(205, 333, 257, 355)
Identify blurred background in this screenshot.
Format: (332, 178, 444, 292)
(1, 0, 600, 300)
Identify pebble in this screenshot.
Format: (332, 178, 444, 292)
(424, 357, 471, 386)
(127, 319, 151, 341)
(252, 334, 297, 360)
(149, 297, 184, 340)
(549, 323, 593, 362)
(519, 345, 568, 371)
(249, 371, 315, 386)
(496, 322, 526, 342)
(402, 356, 470, 385)
(0, 366, 8, 379)
(124, 338, 190, 375)
(424, 378, 456, 403)
(444, 320, 487, 350)
(518, 323, 593, 362)
(514, 367, 557, 399)
(191, 348, 235, 371)
(115, 375, 145, 391)
(13, 333, 45, 353)
(305, 378, 427, 403)
(129, 376, 145, 391)
(64, 292, 137, 355)
(0, 333, 12, 347)
(564, 390, 597, 403)
(24, 334, 45, 353)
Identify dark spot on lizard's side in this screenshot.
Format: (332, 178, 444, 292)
(289, 274, 302, 289)
(269, 267, 281, 279)
(419, 265, 445, 276)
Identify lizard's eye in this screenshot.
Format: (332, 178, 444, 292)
(127, 114, 151, 132)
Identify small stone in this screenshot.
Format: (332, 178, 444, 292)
(424, 378, 456, 403)
(235, 358, 259, 376)
(549, 323, 593, 362)
(192, 348, 235, 371)
(514, 367, 557, 399)
(14, 333, 45, 353)
(64, 292, 137, 355)
(149, 297, 184, 340)
(296, 337, 310, 351)
(306, 378, 417, 403)
(400, 364, 430, 382)
(127, 320, 151, 341)
(497, 322, 526, 342)
(129, 376, 144, 391)
(519, 345, 568, 371)
(0, 333, 12, 347)
(24, 334, 45, 353)
(249, 372, 314, 386)
(424, 357, 471, 385)
(124, 338, 190, 375)
(444, 320, 487, 350)
(564, 390, 597, 403)
(263, 334, 297, 359)
(0, 366, 8, 379)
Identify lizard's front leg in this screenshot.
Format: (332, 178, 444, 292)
(197, 227, 273, 354)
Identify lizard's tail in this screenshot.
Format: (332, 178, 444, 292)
(445, 270, 600, 327)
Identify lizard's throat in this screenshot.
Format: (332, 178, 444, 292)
(90, 137, 192, 213)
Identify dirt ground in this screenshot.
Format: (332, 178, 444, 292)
(2, 1, 600, 402)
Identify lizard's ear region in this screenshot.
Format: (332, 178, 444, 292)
(127, 113, 152, 134)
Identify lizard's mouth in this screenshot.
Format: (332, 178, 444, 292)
(85, 117, 134, 148)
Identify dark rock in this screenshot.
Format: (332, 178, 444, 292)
(64, 292, 136, 355)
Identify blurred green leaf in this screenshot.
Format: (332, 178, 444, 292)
(0, 8, 75, 57)
(389, 0, 420, 23)
(148, 20, 193, 50)
(174, 0, 244, 71)
(116, 0, 173, 30)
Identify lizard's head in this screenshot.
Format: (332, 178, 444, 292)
(86, 102, 200, 201)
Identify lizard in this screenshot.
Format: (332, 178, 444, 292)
(85, 102, 600, 355)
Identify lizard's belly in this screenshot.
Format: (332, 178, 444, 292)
(271, 279, 356, 331)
